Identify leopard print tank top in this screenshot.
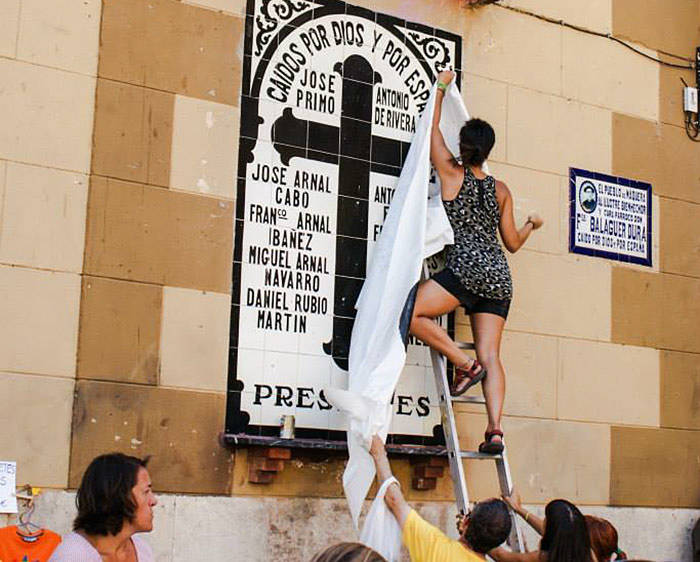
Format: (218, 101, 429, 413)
(443, 167, 513, 300)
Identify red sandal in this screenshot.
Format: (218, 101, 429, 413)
(450, 359, 487, 396)
(479, 429, 504, 455)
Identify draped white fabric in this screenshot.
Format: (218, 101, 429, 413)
(358, 476, 403, 560)
(324, 81, 473, 560)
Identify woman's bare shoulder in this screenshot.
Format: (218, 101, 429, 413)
(493, 178, 512, 203)
(493, 178, 510, 193)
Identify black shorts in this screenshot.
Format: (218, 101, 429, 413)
(432, 268, 511, 320)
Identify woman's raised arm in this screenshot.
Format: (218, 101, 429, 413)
(430, 70, 462, 200)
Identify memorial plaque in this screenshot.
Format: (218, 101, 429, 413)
(569, 168, 652, 267)
(227, 0, 463, 444)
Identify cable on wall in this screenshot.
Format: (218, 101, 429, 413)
(494, 3, 695, 71)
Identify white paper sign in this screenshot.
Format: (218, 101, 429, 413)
(0, 461, 18, 513)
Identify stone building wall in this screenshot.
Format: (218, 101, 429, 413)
(1, 0, 699, 559)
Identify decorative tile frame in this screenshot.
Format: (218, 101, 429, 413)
(227, 0, 463, 446)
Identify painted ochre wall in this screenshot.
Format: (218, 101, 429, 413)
(1, 0, 699, 522)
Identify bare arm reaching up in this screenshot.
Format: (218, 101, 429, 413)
(369, 435, 411, 527)
(489, 489, 544, 562)
(430, 70, 463, 201)
(502, 489, 545, 536)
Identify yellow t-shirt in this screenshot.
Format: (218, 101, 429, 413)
(402, 510, 484, 562)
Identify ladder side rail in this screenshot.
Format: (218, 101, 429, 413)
(495, 447, 525, 552)
(430, 348, 470, 514)
(421, 261, 469, 512)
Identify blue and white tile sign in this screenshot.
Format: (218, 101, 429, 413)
(569, 168, 652, 267)
(226, 0, 463, 444)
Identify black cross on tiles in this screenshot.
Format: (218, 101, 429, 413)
(272, 54, 411, 370)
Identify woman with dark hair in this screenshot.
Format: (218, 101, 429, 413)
(410, 70, 543, 454)
(501, 489, 627, 561)
(311, 542, 386, 562)
(49, 453, 157, 561)
(539, 500, 594, 562)
(489, 498, 593, 562)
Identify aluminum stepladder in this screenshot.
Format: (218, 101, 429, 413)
(427, 311, 524, 551)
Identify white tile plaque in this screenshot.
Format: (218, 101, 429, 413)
(228, 0, 463, 443)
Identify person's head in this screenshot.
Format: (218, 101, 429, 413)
(459, 118, 495, 167)
(540, 500, 592, 562)
(586, 515, 626, 561)
(74, 453, 157, 537)
(462, 498, 512, 553)
(311, 542, 386, 562)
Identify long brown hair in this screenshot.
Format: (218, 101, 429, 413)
(586, 515, 626, 561)
(311, 542, 386, 562)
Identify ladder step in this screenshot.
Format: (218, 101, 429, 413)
(450, 395, 486, 405)
(459, 450, 503, 460)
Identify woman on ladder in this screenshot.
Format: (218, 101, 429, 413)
(410, 70, 543, 455)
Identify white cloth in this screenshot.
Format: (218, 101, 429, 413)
(359, 477, 403, 560)
(325, 81, 474, 560)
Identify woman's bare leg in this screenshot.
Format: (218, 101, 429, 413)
(470, 312, 506, 444)
(409, 280, 474, 367)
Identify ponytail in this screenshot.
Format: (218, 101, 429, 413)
(459, 142, 487, 166)
(458, 118, 495, 167)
